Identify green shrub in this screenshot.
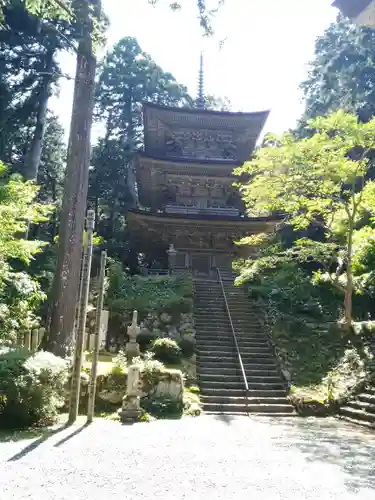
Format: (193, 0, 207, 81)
(137, 331, 157, 352)
(106, 266, 194, 325)
(141, 395, 183, 419)
(178, 337, 195, 358)
(151, 338, 181, 364)
(0, 348, 68, 429)
(132, 352, 167, 393)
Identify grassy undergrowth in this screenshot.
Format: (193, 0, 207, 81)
(273, 317, 374, 401)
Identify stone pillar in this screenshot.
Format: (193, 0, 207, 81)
(118, 365, 142, 423)
(167, 243, 177, 274)
(125, 310, 140, 362)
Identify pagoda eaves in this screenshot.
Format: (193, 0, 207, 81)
(143, 102, 269, 164)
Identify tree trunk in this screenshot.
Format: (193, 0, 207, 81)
(46, 3, 97, 357)
(344, 224, 354, 330)
(50, 178, 58, 242)
(24, 49, 54, 181)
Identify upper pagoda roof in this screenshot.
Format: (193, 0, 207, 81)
(142, 102, 270, 164)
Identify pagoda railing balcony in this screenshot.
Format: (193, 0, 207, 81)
(165, 205, 241, 217)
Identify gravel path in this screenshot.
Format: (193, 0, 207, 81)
(1, 415, 375, 499)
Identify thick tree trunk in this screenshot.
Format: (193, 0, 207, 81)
(24, 49, 54, 181)
(344, 226, 354, 329)
(46, 5, 97, 357)
(50, 179, 58, 241)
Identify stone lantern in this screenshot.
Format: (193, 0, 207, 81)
(333, 0, 375, 27)
(125, 310, 140, 361)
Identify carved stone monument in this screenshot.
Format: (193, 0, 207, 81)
(118, 365, 142, 423)
(125, 310, 140, 361)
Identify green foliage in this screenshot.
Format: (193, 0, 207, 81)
(298, 16, 375, 128)
(0, 271, 46, 345)
(131, 352, 166, 393)
(151, 338, 181, 364)
(0, 163, 51, 267)
(236, 111, 375, 327)
(0, 163, 51, 344)
(237, 112, 375, 230)
(107, 263, 194, 323)
(178, 336, 196, 359)
(141, 395, 183, 419)
(137, 331, 157, 353)
(0, 348, 68, 429)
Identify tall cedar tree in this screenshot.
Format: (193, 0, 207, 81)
(298, 15, 375, 132)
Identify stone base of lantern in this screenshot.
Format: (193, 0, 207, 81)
(118, 395, 142, 423)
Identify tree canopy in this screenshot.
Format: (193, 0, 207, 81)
(236, 111, 375, 327)
(298, 15, 375, 130)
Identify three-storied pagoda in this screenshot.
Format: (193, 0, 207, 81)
(128, 74, 277, 277)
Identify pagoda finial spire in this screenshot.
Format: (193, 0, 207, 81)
(197, 51, 205, 108)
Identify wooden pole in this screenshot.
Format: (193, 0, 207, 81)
(68, 210, 95, 424)
(24, 331, 31, 351)
(31, 329, 39, 351)
(87, 250, 107, 423)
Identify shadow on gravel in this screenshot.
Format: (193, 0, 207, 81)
(7, 424, 68, 462)
(211, 414, 241, 425)
(53, 423, 89, 448)
(265, 416, 375, 493)
(7, 422, 89, 462)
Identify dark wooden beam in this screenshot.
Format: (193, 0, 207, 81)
(333, 0, 372, 19)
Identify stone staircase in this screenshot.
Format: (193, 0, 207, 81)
(339, 384, 375, 429)
(194, 278, 294, 416)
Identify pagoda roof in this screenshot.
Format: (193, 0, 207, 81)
(143, 101, 269, 120)
(128, 209, 280, 225)
(142, 102, 270, 163)
(127, 209, 281, 252)
(138, 153, 241, 167)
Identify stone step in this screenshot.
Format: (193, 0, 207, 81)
(195, 321, 264, 327)
(195, 317, 262, 323)
(196, 334, 268, 341)
(197, 361, 278, 370)
(195, 318, 263, 324)
(200, 395, 290, 405)
(198, 346, 271, 355)
(358, 393, 375, 404)
(204, 411, 297, 417)
(339, 406, 375, 423)
(200, 380, 286, 390)
(200, 388, 288, 398)
(202, 403, 295, 414)
(196, 330, 266, 336)
(196, 337, 268, 343)
(347, 401, 375, 414)
(198, 373, 283, 383)
(198, 367, 280, 377)
(337, 415, 375, 429)
(195, 308, 261, 315)
(198, 352, 275, 360)
(197, 341, 270, 349)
